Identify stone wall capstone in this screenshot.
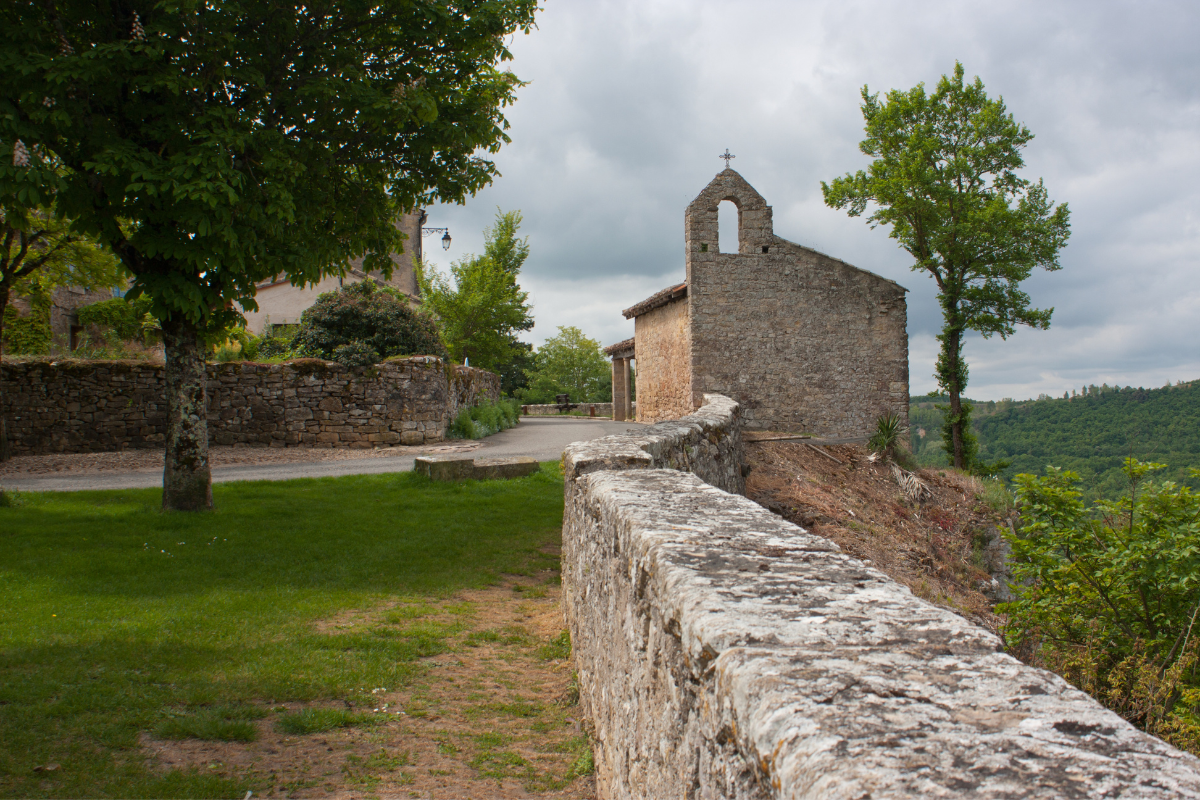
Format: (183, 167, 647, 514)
(561, 394, 1200, 799)
(1, 357, 499, 455)
(562, 393, 743, 495)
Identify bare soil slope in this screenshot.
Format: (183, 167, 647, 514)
(745, 440, 1010, 634)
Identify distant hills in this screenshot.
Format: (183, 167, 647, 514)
(909, 380, 1200, 497)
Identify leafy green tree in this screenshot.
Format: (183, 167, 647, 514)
(76, 294, 157, 345)
(521, 326, 611, 404)
(1, 205, 123, 464)
(291, 280, 446, 366)
(2, 205, 122, 356)
(497, 338, 535, 396)
(417, 210, 533, 371)
(1001, 460, 1200, 752)
(1, 1, 538, 509)
(823, 63, 1070, 470)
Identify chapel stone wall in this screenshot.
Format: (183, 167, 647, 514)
(684, 170, 908, 436)
(632, 298, 692, 423)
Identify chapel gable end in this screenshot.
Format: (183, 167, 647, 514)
(685, 169, 774, 258)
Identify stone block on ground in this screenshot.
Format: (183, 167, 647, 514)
(415, 455, 540, 482)
(414, 455, 475, 481)
(472, 457, 539, 480)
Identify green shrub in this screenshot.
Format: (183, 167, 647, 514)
(210, 326, 264, 362)
(448, 398, 521, 440)
(450, 409, 479, 440)
(77, 295, 156, 342)
(976, 477, 1014, 515)
(1001, 459, 1200, 754)
(257, 335, 294, 359)
(2, 282, 53, 354)
(292, 279, 446, 364)
(867, 410, 908, 461)
(333, 340, 381, 367)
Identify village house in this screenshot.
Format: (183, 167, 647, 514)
(240, 209, 429, 334)
(609, 168, 909, 437)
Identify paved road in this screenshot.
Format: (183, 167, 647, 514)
(4, 416, 646, 493)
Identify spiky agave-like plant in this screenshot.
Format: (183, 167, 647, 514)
(868, 409, 908, 462)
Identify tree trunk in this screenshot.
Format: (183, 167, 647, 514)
(0, 286, 10, 462)
(948, 381, 965, 470)
(942, 324, 968, 471)
(161, 316, 213, 510)
(935, 311, 969, 472)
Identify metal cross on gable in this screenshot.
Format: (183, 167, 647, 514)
(720, 148, 735, 167)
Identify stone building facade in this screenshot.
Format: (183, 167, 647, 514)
(241, 210, 427, 334)
(621, 169, 909, 436)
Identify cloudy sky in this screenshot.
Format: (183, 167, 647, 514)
(420, 0, 1199, 401)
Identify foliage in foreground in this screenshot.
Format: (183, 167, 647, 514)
(823, 62, 1070, 470)
(518, 326, 612, 405)
(1001, 460, 1200, 754)
(292, 280, 447, 365)
(0, 465, 564, 798)
(450, 398, 521, 439)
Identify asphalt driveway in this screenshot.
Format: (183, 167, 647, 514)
(2, 416, 646, 492)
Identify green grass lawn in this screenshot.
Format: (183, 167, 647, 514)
(0, 464, 565, 799)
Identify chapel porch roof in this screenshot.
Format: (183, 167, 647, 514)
(622, 282, 687, 319)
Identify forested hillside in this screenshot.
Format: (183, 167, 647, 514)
(910, 380, 1200, 497)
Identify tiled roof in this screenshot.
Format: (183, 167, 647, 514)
(603, 337, 635, 357)
(622, 282, 687, 319)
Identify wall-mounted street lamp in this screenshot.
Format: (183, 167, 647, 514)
(422, 227, 452, 251)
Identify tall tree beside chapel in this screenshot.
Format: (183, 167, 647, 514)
(822, 63, 1070, 470)
(0, 1, 539, 509)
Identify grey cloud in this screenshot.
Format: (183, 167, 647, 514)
(420, 0, 1199, 401)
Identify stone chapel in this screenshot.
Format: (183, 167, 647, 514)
(608, 168, 909, 437)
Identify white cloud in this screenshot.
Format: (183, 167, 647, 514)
(421, 0, 1200, 401)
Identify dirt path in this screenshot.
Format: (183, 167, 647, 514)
(140, 580, 595, 799)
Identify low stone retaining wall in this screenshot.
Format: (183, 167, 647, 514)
(521, 402, 636, 418)
(1, 357, 499, 455)
(561, 394, 1200, 799)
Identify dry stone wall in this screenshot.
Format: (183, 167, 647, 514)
(561, 394, 1200, 799)
(1, 357, 498, 455)
(520, 403, 636, 418)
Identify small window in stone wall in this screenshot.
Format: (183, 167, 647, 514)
(700, 243, 708, 252)
(718, 200, 738, 253)
(761, 246, 769, 254)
